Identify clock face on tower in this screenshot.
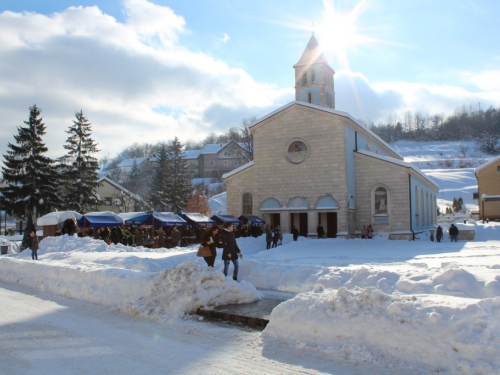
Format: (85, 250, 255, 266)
(285, 138, 309, 163)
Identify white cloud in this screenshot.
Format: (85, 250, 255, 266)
(461, 69, 500, 92)
(221, 32, 230, 43)
(0, 1, 288, 164)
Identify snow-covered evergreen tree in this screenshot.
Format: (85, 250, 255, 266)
(0, 105, 61, 218)
(58, 110, 100, 213)
(148, 144, 170, 210)
(165, 137, 193, 212)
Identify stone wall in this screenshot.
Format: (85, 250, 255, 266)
(354, 153, 411, 232)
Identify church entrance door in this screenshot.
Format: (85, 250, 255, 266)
(290, 213, 308, 237)
(271, 213, 280, 227)
(326, 212, 337, 238)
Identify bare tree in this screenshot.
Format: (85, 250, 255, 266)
(459, 144, 468, 158)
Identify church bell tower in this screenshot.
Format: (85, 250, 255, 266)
(294, 33, 335, 109)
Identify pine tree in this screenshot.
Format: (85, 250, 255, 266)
(58, 110, 100, 213)
(148, 144, 170, 210)
(1, 105, 61, 218)
(165, 137, 193, 212)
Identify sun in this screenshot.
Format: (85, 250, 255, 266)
(315, 0, 373, 69)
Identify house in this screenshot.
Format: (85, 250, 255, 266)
(94, 176, 146, 213)
(223, 34, 438, 240)
(475, 155, 500, 220)
(116, 157, 150, 176)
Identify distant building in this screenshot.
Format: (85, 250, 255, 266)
(116, 157, 151, 176)
(475, 155, 500, 220)
(94, 176, 145, 213)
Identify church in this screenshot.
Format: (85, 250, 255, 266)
(223, 34, 438, 240)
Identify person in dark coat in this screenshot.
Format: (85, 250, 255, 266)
(201, 225, 222, 267)
(367, 224, 374, 239)
(171, 227, 181, 247)
(265, 224, 272, 249)
(272, 227, 279, 248)
(110, 227, 120, 245)
(221, 222, 242, 280)
(317, 224, 325, 239)
(449, 224, 459, 242)
(292, 226, 299, 241)
(436, 226, 443, 242)
(29, 231, 39, 260)
(157, 227, 165, 248)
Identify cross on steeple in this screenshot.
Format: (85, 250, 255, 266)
(310, 22, 316, 35)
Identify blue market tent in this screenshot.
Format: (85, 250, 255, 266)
(124, 211, 187, 226)
(210, 214, 242, 225)
(238, 215, 266, 225)
(78, 213, 123, 228)
(176, 212, 215, 226)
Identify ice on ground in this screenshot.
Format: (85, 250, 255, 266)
(126, 260, 261, 319)
(263, 286, 500, 375)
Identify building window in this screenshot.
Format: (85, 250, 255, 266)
(498, 166, 500, 172)
(307, 92, 312, 103)
(242, 193, 252, 215)
(374, 187, 388, 215)
(224, 160, 228, 165)
(302, 73, 307, 85)
(210, 160, 214, 166)
(105, 197, 112, 206)
(311, 69, 316, 83)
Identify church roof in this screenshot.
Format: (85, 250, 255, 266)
(248, 101, 403, 160)
(293, 33, 334, 72)
(356, 149, 439, 190)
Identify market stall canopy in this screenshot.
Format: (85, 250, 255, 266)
(78, 211, 124, 228)
(124, 211, 187, 226)
(238, 215, 266, 225)
(37, 211, 83, 226)
(176, 212, 215, 226)
(210, 214, 242, 225)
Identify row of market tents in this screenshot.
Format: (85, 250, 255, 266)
(36, 211, 265, 237)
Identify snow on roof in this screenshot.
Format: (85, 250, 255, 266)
(357, 149, 439, 190)
(117, 157, 149, 168)
(201, 143, 228, 154)
(249, 101, 402, 159)
(183, 150, 201, 159)
(97, 176, 145, 202)
(222, 161, 254, 179)
(475, 154, 500, 174)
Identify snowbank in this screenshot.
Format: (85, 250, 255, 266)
(263, 286, 500, 374)
(126, 260, 261, 319)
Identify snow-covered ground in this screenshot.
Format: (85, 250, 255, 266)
(0, 142, 499, 374)
(1, 220, 499, 374)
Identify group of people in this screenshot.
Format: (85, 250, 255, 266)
(264, 224, 282, 249)
(434, 224, 459, 242)
(200, 222, 242, 280)
(360, 225, 374, 239)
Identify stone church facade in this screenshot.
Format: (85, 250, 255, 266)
(223, 34, 438, 239)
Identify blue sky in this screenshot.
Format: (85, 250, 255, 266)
(0, 0, 499, 160)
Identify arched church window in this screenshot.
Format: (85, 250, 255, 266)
(374, 187, 388, 215)
(311, 69, 316, 83)
(307, 92, 312, 103)
(242, 193, 252, 215)
(302, 73, 307, 85)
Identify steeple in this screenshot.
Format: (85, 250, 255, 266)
(294, 33, 335, 109)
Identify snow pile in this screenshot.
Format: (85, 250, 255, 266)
(263, 286, 500, 374)
(128, 260, 261, 319)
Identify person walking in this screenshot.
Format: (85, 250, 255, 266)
(317, 224, 325, 239)
(436, 226, 443, 242)
(29, 231, 39, 260)
(201, 225, 222, 268)
(292, 226, 299, 241)
(449, 224, 459, 242)
(277, 225, 283, 245)
(221, 222, 242, 281)
(367, 224, 374, 239)
(265, 224, 272, 250)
